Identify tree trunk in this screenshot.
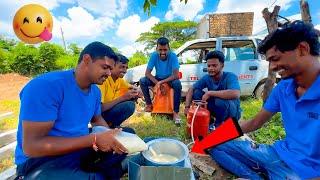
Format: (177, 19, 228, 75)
(300, 0, 312, 23)
(261, 6, 280, 102)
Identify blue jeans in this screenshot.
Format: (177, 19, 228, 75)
(193, 89, 241, 127)
(102, 101, 135, 128)
(209, 140, 300, 180)
(140, 76, 182, 113)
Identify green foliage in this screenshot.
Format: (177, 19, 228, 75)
(38, 42, 64, 72)
(128, 51, 148, 68)
(9, 42, 65, 76)
(68, 43, 81, 55)
(0, 49, 12, 73)
(0, 36, 16, 51)
(56, 55, 78, 70)
(0, 37, 82, 75)
(143, 0, 188, 14)
(240, 97, 285, 144)
(10, 43, 40, 76)
(136, 21, 197, 51)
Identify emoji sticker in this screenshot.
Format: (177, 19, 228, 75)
(13, 4, 53, 44)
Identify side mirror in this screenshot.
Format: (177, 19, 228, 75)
(203, 68, 208, 72)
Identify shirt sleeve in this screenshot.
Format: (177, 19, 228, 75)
(147, 53, 156, 71)
(171, 52, 180, 71)
(193, 75, 208, 90)
(226, 73, 240, 90)
(263, 85, 281, 113)
(19, 79, 62, 122)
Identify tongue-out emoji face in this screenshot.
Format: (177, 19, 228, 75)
(13, 4, 53, 44)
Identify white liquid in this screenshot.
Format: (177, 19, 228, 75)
(151, 154, 179, 163)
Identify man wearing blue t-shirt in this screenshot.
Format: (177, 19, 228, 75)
(15, 42, 129, 179)
(210, 21, 320, 179)
(140, 37, 182, 124)
(184, 50, 241, 127)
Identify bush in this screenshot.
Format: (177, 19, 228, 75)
(56, 55, 78, 70)
(10, 42, 68, 76)
(0, 49, 12, 73)
(10, 43, 40, 76)
(128, 51, 148, 68)
(38, 42, 65, 72)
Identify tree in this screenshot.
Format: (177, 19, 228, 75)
(0, 36, 17, 51)
(143, 0, 188, 15)
(68, 43, 81, 55)
(261, 6, 280, 102)
(136, 21, 197, 51)
(128, 51, 148, 68)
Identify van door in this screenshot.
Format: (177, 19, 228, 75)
(221, 40, 261, 96)
(177, 41, 216, 94)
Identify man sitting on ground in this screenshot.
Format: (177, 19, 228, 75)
(184, 50, 241, 128)
(15, 42, 129, 179)
(99, 54, 139, 128)
(209, 21, 320, 179)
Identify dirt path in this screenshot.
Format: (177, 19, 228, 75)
(0, 73, 30, 101)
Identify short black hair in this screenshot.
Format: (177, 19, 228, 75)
(258, 20, 320, 56)
(117, 53, 129, 64)
(78, 41, 118, 64)
(205, 50, 225, 64)
(157, 37, 169, 46)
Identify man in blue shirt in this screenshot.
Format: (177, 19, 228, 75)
(184, 50, 241, 127)
(15, 42, 129, 179)
(209, 21, 320, 179)
(140, 37, 182, 124)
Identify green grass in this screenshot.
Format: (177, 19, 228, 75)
(0, 97, 286, 173)
(0, 155, 14, 172)
(0, 100, 19, 131)
(240, 96, 285, 144)
(124, 112, 189, 142)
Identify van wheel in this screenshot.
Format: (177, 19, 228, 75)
(254, 82, 277, 99)
(254, 82, 265, 99)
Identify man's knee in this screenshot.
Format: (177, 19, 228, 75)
(170, 80, 182, 90)
(124, 101, 136, 115)
(215, 98, 240, 120)
(193, 89, 204, 100)
(116, 101, 135, 116)
(139, 77, 151, 87)
(214, 98, 229, 109)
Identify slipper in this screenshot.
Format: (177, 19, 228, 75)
(174, 118, 181, 126)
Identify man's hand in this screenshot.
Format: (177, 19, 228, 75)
(96, 128, 128, 154)
(123, 88, 139, 100)
(155, 80, 164, 89)
(202, 91, 212, 102)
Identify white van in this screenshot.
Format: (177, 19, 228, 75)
(124, 36, 274, 98)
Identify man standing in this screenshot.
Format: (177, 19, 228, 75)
(99, 54, 138, 128)
(140, 37, 182, 124)
(15, 42, 128, 179)
(184, 50, 241, 127)
(210, 21, 320, 179)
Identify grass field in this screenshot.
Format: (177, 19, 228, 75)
(0, 97, 285, 174)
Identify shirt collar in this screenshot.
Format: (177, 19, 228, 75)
(285, 74, 320, 100)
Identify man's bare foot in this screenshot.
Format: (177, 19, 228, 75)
(145, 104, 153, 112)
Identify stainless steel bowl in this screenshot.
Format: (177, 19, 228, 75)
(142, 138, 188, 167)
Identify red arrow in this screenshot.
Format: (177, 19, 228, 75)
(191, 117, 243, 154)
